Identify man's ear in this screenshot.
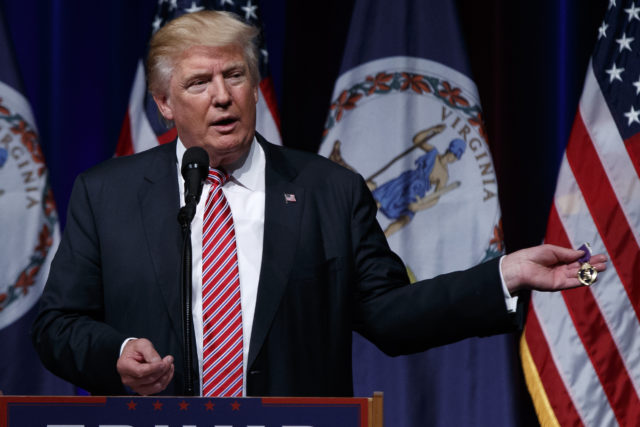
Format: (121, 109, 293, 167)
(153, 93, 174, 121)
(253, 85, 258, 104)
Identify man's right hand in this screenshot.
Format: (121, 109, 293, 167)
(116, 338, 174, 395)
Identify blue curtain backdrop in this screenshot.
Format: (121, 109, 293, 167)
(2, 0, 604, 422)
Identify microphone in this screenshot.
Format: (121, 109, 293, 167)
(177, 147, 208, 395)
(178, 146, 209, 227)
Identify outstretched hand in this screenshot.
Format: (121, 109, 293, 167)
(501, 244, 608, 294)
(116, 338, 174, 396)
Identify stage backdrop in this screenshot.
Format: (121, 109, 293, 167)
(2, 0, 606, 424)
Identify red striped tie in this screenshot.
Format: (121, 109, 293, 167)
(201, 168, 243, 397)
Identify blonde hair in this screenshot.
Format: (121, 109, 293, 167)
(147, 10, 260, 95)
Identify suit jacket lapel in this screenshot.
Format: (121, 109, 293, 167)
(248, 137, 304, 369)
(138, 141, 183, 340)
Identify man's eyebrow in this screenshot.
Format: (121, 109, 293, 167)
(181, 71, 211, 83)
(223, 62, 247, 72)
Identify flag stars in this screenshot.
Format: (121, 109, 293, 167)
(625, 3, 640, 21)
(616, 32, 634, 51)
(220, 0, 235, 6)
(168, 0, 177, 10)
(152, 16, 163, 33)
(606, 63, 624, 82)
(185, 1, 205, 13)
(599, 22, 609, 39)
(633, 76, 640, 94)
(242, 0, 258, 20)
(609, 0, 616, 8)
(625, 106, 640, 125)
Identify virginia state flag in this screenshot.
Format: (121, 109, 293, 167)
(319, 1, 523, 425)
(0, 6, 74, 394)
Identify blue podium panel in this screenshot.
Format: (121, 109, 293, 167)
(0, 396, 369, 427)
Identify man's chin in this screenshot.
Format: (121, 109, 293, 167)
(204, 139, 253, 167)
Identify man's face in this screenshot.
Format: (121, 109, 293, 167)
(154, 44, 258, 167)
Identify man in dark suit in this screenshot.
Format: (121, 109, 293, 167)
(32, 11, 606, 397)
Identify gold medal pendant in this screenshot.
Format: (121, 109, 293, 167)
(578, 262, 598, 286)
(576, 242, 598, 286)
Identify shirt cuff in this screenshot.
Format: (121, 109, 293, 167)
(120, 337, 137, 357)
(499, 255, 518, 313)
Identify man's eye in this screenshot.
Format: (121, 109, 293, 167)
(228, 72, 244, 80)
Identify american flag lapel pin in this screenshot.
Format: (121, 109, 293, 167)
(284, 193, 296, 204)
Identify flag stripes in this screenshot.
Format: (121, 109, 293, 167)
(567, 116, 640, 318)
(258, 76, 281, 131)
(567, 112, 640, 315)
(547, 205, 640, 425)
(625, 133, 640, 177)
(116, 62, 160, 156)
(521, 316, 580, 427)
(554, 152, 640, 392)
(523, 4, 640, 422)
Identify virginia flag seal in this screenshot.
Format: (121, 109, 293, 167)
(0, 81, 59, 330)
(320, 56, 502, 280)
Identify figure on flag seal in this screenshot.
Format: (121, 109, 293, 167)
(331, 126, 467, 237)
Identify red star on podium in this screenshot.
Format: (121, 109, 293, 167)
(204, 400, 215, 411)
(153, 400, 163, 411)
(126, 400, 137, 410)
(179, 400, 190, 411)
(231, 401, 241, 411)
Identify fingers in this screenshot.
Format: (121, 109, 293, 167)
(589, 254, 608, 272)
(116, 338, 174, 395)
(544, 244, 609, 273)
(129, 361, 175, 396)
(542, 244, 585, 263)
(123, 338, 161, 362)
(137, 341, 162, 363)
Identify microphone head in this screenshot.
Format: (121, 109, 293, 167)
(181, 146, 209, 179)
(180, 147, 210, 215)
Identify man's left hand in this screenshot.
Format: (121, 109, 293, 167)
(501, 244, 608, 294)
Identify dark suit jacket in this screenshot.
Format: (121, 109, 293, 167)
(32, 135, 518, 396)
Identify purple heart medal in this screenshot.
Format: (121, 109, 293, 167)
(577, 243, 598, 286)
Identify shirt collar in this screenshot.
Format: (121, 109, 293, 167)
(175, 136, 265, 192)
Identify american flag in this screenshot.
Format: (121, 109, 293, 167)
(521, 1, 640, 425)
(115, 0, 281, 156)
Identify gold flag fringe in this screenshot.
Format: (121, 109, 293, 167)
(520, 329, 562, 427)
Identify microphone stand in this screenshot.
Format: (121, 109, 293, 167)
(178, 204, 196, 396)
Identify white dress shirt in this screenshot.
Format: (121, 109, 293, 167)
(176, 137, 265, 395)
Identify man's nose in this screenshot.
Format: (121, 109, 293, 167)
(210, 76, 231, 107)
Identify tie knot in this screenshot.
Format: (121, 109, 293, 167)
(207, 168, 229, 187)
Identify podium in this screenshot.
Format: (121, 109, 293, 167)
(0, 392, 383, 427)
